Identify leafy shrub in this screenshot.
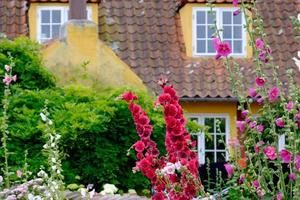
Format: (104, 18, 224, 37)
(4, 86, 166, 192)
(0, 37, 55, 92)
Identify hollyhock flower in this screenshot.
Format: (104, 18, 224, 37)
(256, 124, 264, 133)
(285, 101, 293, 111)
(259, 51, 267, 62)
(236, 121, 246, 133)
(268, 87, 279, 102)
(248, 88, 257, 98)
(162, 162, 176, 175)
(288, 173, 296, 181)
(152, 192, 165, 200)
(257, 97, 264, 105)
(275, 118, 285, 128)
(174, 161, 182, 170)
(158, 93, 172, 105)
(276, 192, 283, 200)
(224, 163, 234, 178)
(295, 155, 300, 171)
(121, 92, 138, 102)
(255, 77, 265, 87)
(4, 65, 11, 72)
(232, 0, 238, 6)
(16, 170, 23, 178)
(3, 75, 12, 85)
(255, 38, 265, 49)
(249, 121, 257, 129)
(233, 9, 240, 16)
(254, 144, 260, 154)
(12, 75, 17, 82)
(264, 145, 277, 160)
(213, 38, 231, 58)
(239, 174, 245, 184)
(279, 149, 292, 163)
(252, 180, 260, 189)
(241, 110, 249, 118)
(134, 141, 145, 152)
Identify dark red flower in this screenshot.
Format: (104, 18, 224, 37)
(134, 141, 145, 152)
(122, 91, 138, 102)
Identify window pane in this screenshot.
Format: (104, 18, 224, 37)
(52, 25, 60, 38)
(216, 118, 226, 133)
(207, 26, 215, 38)
(207, 39, 215, 53)
(206, 136, 214, 150)
(41, 10, 50, 23)
(233, 26, 242, 39)
(205, 152, 214, 163)
(197, 26, 206, 38)
(197, 11, 206, 24)
(216, 135, 226, 149)
(223, 11, 232, 24)
(197, 40, 206, 53)
(207, 11, 216, 24)
(204, 118, 214, 133)
(41, 25, 50, 38)
(234, 40, 243, 53)
(233, 13, 242, 24)
(223, 26, 232, 39)
(217, 152, 226, 162)
(52, 10, 61, 23)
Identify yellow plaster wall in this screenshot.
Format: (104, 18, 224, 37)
(181, 101, 238, 139)
(179, 3, 253, 58)
(42, 21, 146, 90)
(28, 3, 98, 41)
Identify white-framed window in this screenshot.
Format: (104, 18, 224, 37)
(192, 7, 246, 57)
(37, 6, 92, 43)
(189, 114, 230, 164)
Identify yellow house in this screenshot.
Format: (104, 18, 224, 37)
(0, 0, 299, 164)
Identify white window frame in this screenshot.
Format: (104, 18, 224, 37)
(189, 114, 230, 165)
(192, 7, 247, 57)
(37, 6, 93, 43)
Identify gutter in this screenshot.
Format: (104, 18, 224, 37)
(179, 97, 238, 102)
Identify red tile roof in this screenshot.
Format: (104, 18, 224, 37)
(0, 0, 299, 99)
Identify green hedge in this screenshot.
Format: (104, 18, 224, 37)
(6, 86, 166, 191)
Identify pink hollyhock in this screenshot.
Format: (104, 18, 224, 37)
(158, 93, 171, 105)
(241, 110, 249, 118)
(224, 163, 234, 178)
(213, 38, 231, 58)
(232, 0, 238, 6)
(152, 192, 165, 200)
(233, 9, 240, 16)
(4, 65, 11, 72)
(268, 87, 279, 102)
(279, 149, 292, 163)
(249, 121, 257, 129)
(12, 75, 17, 82)
(3, 75, 12, 85)
(248, 88, 257, 98)
(122, 92, 138, 102)
(275, 118, 285, 128)
(134, 141, 145, 152)
(236, 121, 246, 133)
(289, 173, 296, 181)
(252, 180, 260, 189)
(255, 38, 265, 49)
(285, 101, 293, 111)
(257, 97, 264, 105)
(264, 146, 277, 160)
(295, 155, 300, 171)
(256, 124, 264, 133)
(276, 192, 283, 200)
(255, 77, 265, 87)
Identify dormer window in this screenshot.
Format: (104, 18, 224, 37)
(192, 8, 246, 57)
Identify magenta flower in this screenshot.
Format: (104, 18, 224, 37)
(259, 51, 267, 63)
(279, 149, 292, 163)
(257, 97, 264, 105)
(296, 112, 300, 121)
(268, 87, 279, 102)
(3, 75, 12, 85)
(236, 121, 246, 133)
(255, 77, 265, 87)
(275, 118, 285, 128)
(254, 141, 264, 154)
(239, 174, 245, 184)
(233, 9, 240, 16)
(233, 0, 238, 6)
(213, 38, 231, 58)
(288, 173, 296, 181)
(241, 110, 249, 118)
(295, 155, 300, 171)
(252, 180, 260, 189)
(224, 163, 234, 178)
(249, 121, 257, 129)
(255, 38, 265, 49)
(285, 101, 293, 111)
(4, 65, 11, 72)
(276, 192, 283, 200)
(248, 88, 257, 98)
(264, 145, 277, 160)
(256, 124, 264, 133)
